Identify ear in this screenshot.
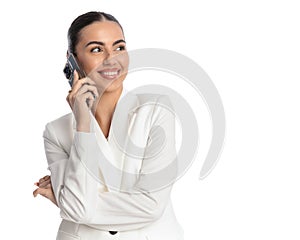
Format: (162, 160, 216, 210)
(66, 50, 69, 58)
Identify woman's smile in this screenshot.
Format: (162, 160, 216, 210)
(98, 68, 121, 80)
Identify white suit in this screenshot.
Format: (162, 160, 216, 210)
(43, 89, 184, 240)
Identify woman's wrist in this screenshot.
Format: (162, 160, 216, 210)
(76, 124, 90, 132)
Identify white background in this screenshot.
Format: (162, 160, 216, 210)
(0, 0, 299, 239)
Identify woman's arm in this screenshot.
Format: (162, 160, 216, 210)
(43, 95, 178, 231)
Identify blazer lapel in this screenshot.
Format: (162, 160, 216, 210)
(71, 89, 140, 191)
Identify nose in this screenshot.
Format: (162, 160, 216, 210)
(103, 51, 117, 66)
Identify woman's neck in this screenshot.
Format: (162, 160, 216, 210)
(95, 85, 123, 123)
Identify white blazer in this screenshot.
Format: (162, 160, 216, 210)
(43, 89, 184, 240)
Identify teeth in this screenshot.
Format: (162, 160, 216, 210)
(102, 71, 118, 76)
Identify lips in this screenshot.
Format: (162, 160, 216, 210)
(98, 68, 121, 80)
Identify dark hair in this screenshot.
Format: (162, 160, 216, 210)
(67, 11, 124, 54)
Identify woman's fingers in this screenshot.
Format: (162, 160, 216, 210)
(73, 69, 80, 86)
(37, 175, 50, 186)
(75, 84, 98, 98)
(33, 176, 58, 206)
(33, 186, 52, 198)
(33, 186, 58, 206)
(39, 175, 50, 182)
(33, 187, 44, 197)
(71, 75, 96, 95)
(38, 179, 51, 188)
(75, 84, 99, 106)
(66, 77, 98, 109)
(67, 82, 99, 110)
(34, 175, 51, 188)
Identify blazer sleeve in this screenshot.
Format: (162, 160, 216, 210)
(43, 95, 178, 231)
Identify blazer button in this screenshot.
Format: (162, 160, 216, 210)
(109, 231, 118, 235)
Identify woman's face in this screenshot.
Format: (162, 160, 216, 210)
(75, 21, 128, 93)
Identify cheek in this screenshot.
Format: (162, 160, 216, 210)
(118, 52, 129, 70)
(83, 57, 104, 73)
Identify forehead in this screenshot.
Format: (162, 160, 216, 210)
(78, 21, 124, 44)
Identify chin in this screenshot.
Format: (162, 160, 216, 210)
(104, 81, 124, 93)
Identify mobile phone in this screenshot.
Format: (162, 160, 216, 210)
(66, 53, 86, 87)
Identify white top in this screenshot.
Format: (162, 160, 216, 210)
(43, 90, 184, 240)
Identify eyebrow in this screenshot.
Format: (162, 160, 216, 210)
(85, 39, 126, 48)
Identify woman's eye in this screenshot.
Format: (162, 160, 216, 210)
(115, 46, 126, 51)
(91, 47, 103, 53)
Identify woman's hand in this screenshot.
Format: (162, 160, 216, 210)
(33, 175, 58, 207)
(66, 70, 99, 132)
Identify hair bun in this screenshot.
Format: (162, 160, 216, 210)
(63, 62, 71, 79)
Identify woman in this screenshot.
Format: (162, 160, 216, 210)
(33, 11, 184, 240)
